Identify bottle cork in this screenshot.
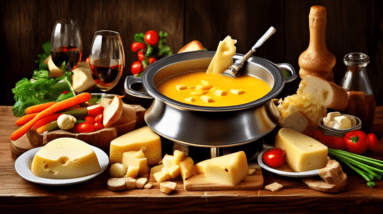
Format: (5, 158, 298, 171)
(298, 5, 336, 82)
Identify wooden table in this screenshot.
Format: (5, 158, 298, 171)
(1, 106, 383, 213)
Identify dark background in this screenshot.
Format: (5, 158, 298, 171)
(1, 0, 382, 106)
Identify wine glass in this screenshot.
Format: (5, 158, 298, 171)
(50, 19, 83, 71)
(89, 30, 125, 92)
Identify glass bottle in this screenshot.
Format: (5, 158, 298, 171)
(341, 52, 376, 132)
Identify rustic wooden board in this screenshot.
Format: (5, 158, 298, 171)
(184, 163, 264, 191)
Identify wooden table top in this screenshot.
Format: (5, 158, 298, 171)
(1, 106, 383, 213)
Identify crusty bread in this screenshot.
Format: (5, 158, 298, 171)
(298, 75, 349, 111)
(280, 111, 314, 135)
(72, 62, 97, 93)
(178, 40, 204, 53)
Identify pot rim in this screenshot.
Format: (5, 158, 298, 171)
(142, 51, 286, 112)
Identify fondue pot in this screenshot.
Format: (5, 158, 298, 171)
(125, 51, 297, 157)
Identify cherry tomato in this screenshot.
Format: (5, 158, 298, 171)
(75, 123, 95, 133)
(94, 123, 104, 131)
(86, 57, 90, 63)
(149, 57, 156, 64)
(344, 130, 368, 154)
(367, 133, 381, 152)
(262, 148, 286, 168)
(95, 114, 103, 123)
(144, 30, 159, 45)
(137, 51, 145, 61)
(131, 61, 143, 74)
(85, 116, 96, 125)
(131, 42, 146, 52)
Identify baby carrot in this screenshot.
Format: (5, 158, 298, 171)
(25, 102, 56, 114)
(15, 113, 38, 126)
(11, 93, 91, 141)
(31, 113, 62, 131)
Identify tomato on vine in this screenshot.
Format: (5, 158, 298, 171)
(145, 30, 159, 46)
(131, 61, 143, 74)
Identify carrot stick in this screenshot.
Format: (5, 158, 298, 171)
(11, 93, 91, 141)
(25, 102, 56, 114)
(36, 121, 59, 134)
(15, 113, 39, 126)
(31, 113, 62, 131)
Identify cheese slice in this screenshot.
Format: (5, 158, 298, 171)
(31, 138, 101, 179)
(110, 126, 162, 165)
(275, 128, 328, 172)
(201, 151, 248, 186)
(206, 36, 236, 75)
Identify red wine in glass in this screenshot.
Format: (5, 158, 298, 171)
(51, 46, 82, 70)
(90, 59, 123, 91)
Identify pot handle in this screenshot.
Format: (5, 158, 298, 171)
(276, 63, 297, 83)
(124, 76, 153, 99)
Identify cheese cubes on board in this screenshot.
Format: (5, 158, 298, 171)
(275, 128, 328, 172)
(110, 126, 161, 166)
(31, 138, 101, 179)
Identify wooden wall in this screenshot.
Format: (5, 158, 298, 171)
(1, 0, 383, 106)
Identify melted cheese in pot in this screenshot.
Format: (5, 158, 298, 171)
(156, 71, 271, 107)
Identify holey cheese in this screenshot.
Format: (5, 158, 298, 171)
(110, 126, 161, 166)
(275, 128, 328, 172)
(31, 138, 101, 179)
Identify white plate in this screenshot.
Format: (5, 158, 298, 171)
(257, 149, 319, 178)
(15, 145, 109, 186)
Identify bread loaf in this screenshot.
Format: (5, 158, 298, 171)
(178, 40, 204, 53)
(280, 111, 315, 135)
(298, 75, 349, 111)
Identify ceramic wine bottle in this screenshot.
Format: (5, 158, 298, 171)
(298, 5, 336, 82)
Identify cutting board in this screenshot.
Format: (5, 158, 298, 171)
(184, 163, 264, 191)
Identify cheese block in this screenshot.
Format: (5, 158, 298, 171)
(154, 171, 172, 182)
(110, 126, 161, 165)
(162, 154, 176, 169)
(173, 150, 186, 165)
(275, 128, 328, 172)
(122, 150, 150, 176)
(162, 165, 180, 179)
(31, 138, 101, 179)
(179, 157, 195, 180)
(201, 151, 248, 186)
(206, 36, 236, 75)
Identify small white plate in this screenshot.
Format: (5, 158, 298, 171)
(15, 145, 109, 186)
(257, 149, 319, 178)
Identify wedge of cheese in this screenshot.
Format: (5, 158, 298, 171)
(206, 36, 236, 75)
(275, 128, 328, 172)
(31, 138, 101, 179)
(196, 151, 248, 186)
(122, 150, 150, 176)
(110, 126, 161, 165)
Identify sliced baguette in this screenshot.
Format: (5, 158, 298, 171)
(298, 75, 349, 111)
(103, 96, 123, 127)
(178, 40, 204, 53)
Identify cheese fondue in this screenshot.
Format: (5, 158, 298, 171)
(157, 71, 271, 107)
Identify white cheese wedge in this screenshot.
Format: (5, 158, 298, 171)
(206, 36, 236, 75)
(31, 138, 101, 179)
(110, 126, 161, 166)
(275, 128, 328, 172)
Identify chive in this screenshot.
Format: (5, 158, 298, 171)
(329, 149, 383, 166)
(336, 155, 377, 180)
(342, 160, 376, 188)
(329, 150, 383, 175)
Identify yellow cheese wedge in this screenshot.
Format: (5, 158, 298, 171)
(154, 171, 172, 183)
(162, 154, 176, 169)
(206, 36, 236, 75)
(275, 128, 328, 172)
(126, 165, 139, 178)
(173, 150, 186, 165)
(110, 126, 162, 166)
(122, 150, 150, 176)
(179, 157, 195, 180)
(202, 151, 248, 186)
(162, 165, 180, 179)
(31, 138, 101, 179)
(195, 160, 208, 174)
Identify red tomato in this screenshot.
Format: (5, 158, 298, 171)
(94, 123, 104, 131)
(137, 51, 145, 61)
(85, 116, 96, 125)
(87, 105, 104, 117)
(75, 123, 95, 133)
(95, 114, 103, 123)
(144, 30, 159, 45)
(131, 42, 146, 52)
(86, 57, 90, 63)
(344, 130, 368, 154)
(367, 133, 381, 152)
(131, 61, 143, 74)
(262, 148, 286, 168)
(149, 57, 156, 64)
(330, 136, 347, 150)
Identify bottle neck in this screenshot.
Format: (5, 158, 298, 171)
(309, 15, 328, 52)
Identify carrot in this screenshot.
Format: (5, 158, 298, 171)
(36, 121, 59, 134)
(31, 113, 62, 131)
(25, 102, 56, 114)
(15, 113, 39, 126)
(11, 93, 91, 141)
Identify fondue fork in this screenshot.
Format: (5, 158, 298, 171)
(222, 26, 276, 78)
